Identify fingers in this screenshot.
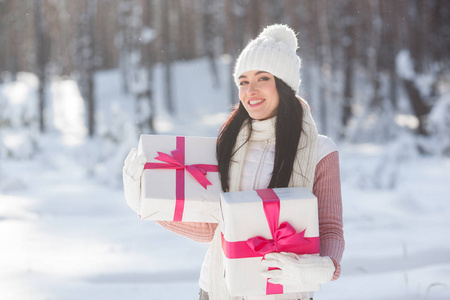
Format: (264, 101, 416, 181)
(264, 252, 296, 264)
(128, 153, 147, 180)
(130, 153, 147, 179)
(261, 269, 282, 280)
(262, 269, 283, 285)
(124, 148, 148, 180)
(136, 153, 147, 166)
(261, 257, 282, 269)
(281, 252, 301, 261)
(267, 277, 283, 285)
(265, 252, 300, 265)
(264, 252, 282, 260)
(296, 253, 314, 259)
(124, 148, 137, 167)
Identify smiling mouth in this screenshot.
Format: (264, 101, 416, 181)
(248, 99, 264, 106)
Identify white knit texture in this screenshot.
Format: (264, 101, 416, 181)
(262, 253, 335, 286)
(122, 148, 147, 213)
(233, 24, 302, 93)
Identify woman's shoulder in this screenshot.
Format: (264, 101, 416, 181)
(317, 134, 338, 164)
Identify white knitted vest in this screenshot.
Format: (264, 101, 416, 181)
(209, 99, 318, 300)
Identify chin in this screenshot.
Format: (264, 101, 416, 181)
(250, 115, 269, 121)
(249, 112, 275, 120)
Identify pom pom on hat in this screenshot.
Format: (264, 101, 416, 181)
(259, 24, 298, 50)
(233, 24, 301, 93)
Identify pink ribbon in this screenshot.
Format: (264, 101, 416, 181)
(144, 136, 218, 221)
(221, 188, 320, 295)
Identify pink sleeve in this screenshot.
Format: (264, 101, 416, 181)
(156, 221, 218, 243)
(313, 151, 345, 280)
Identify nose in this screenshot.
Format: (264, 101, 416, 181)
(247, 81, 257, 95)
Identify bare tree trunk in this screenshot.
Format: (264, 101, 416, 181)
(317, 0, 332, 135)
(202, 0, 220, 88)
(341, 0, 356, 131)
(86, 0, 96, 137)
(385, 0, 401, 109)
(402, 79, 430, 136)
(229, 0, 247, 105)
(75, 0, 97, 137)
(34, 0, 51, 133)
(248, 0, 261, 37)
(401, 0, 430, 136)
(408, 0, 426, 74)
(118, 0, 131, 94)
(161, 0, 174, 114)
(117, 0, 155, 133)
(141, 0, 156, 133)
(4, 1, 20, 81)
(368, 0, 383, 108)
(177, 1, 195, 60)
(296, 1, 317, 109)
(0, 1, 6, 83)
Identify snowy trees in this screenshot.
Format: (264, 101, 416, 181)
(0, 0, 448, 150)
(117, 0, 156, 133)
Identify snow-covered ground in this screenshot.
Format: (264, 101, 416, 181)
(1, 60, 449, 299)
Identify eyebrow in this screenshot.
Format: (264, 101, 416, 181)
(238, 71, 269, 79)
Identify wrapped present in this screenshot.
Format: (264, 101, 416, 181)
(220, 187, 321, 296)
(137, 134, 221, 223)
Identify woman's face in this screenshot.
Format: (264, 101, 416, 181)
(238, 70, 279, 120)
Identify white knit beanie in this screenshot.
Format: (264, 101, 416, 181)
(233, 24, 302, 93)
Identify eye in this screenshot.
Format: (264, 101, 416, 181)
(239, 80, 249, 86)
(258, 76, 270, 82)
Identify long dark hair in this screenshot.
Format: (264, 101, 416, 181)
(216, 76, 304, 192)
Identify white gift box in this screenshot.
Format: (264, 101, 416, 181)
(137, 134, 221, 223)
(220, 187, 321, 296)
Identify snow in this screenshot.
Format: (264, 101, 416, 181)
(1, 58, 450, 300)
(396, 50, 415, 81)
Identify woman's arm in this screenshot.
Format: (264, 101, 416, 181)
(156, 221, 218, 243)
(313, 151, 345, 280)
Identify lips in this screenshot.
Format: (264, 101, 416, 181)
(248, 98, 265, 106)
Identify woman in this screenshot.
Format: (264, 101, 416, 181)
(123, 24, 344, 300)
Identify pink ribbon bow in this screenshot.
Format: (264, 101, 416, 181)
(144, 136, 218, 221)
(247, 222, 310, 256)
(146, 149, 218, 189)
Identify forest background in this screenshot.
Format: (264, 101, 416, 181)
(2, 0, 449, 144)
(1, 1, 450, 299)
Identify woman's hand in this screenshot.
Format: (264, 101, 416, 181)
(261, 252, 335, 286)
(123, 148, 147, 213)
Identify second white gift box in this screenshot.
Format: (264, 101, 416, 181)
(137, 134, 221, 223)
(220, 187, 321, 296)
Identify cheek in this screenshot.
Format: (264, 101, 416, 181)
(273, 97, 280, 108)
(238, 88, 246, 101)
(268, 89, 280, 107)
